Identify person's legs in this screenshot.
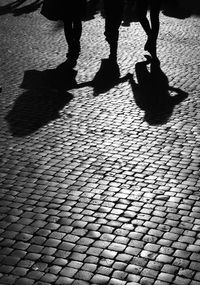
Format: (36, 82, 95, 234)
(63, 19, 74, 53)
(105, 16, 119, 60)
(64, 17, 82, 55)
(136, 0, 155, 53)
(150, 0, 161, 40)
(136, 0, 151, 37)
(104, 0, 124, 60)
(63, 19, 80, 67)
(58, 0, 85, 69)
(72, 19, 82, 53)
(148, 0, 161, 57)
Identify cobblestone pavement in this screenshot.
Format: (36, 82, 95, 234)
(0, 1, 200, 284)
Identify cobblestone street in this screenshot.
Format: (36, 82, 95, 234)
(0, 1, 200, 284)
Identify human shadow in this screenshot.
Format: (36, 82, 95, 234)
(128, 55, 188, 125)
(13, 0, 43, 16)
(0, 0, 42, 16)
(77, 58, 129, 96)
(5, 65, 76, 137)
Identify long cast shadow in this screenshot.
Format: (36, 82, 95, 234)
(5, 57, 131, 137)
(0, 0, 42, 16)
(128, 55, 188, 125)
(5, 66, 76, 137)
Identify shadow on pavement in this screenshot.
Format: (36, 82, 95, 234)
(77, 58, 130, 96)
(5, 54, 189, 136)
(0, 0, 43, 16)
(128, 55, 188, 125)
(5, 68, 75, 137)
(5, 58, 131, 137)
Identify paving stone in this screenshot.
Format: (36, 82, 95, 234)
(109, 278, 126, 285)
(173, 276, 191, 285)
(15, 278, 35, 285)
(11, 266, 29, 276)
(26, 270, 44, 280)
(91, 274, 110, 284)
(141, 268, 159, 279)
(0, 274, 18, 284)
(55, 249, 70, 259)
(55, 276, 74, 284)
(73, 268, 93, 281)
(156, 254, 174, 264)
(41, 273, 58, 283)
(140, 277, 155, 285)
(81, 263, 97, 272)
(2, 256, 21, 266)
(190, 281, 200, 285)
(111, 270, 127, 280)
(126, 274, 141, 283)
(126, 264, 143, 275)
(154, 281, 169, 285)
(72, 280, 89, 285)
(157, 272, 174, 283)
(0, 265, 14, 274)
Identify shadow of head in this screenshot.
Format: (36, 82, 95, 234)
(5, 68, 75, 137)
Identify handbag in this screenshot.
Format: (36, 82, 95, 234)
(40, 0, 61, 21)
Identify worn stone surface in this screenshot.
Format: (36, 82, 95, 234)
(0, 1, 200, 284)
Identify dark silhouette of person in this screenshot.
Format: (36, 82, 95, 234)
(103, 0, 124, 61)
(128, 55, 188, 125)
(136, 0, 162, 58)
(58, 0, 87, 68)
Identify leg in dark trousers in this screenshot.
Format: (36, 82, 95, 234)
(63, 19, 82, 57)
(136, 0, 161, 58)
(61, 0, 86, 67)
(103, 0, 124, 61)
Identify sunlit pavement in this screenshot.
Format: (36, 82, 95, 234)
(0, 2, 200, 285)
